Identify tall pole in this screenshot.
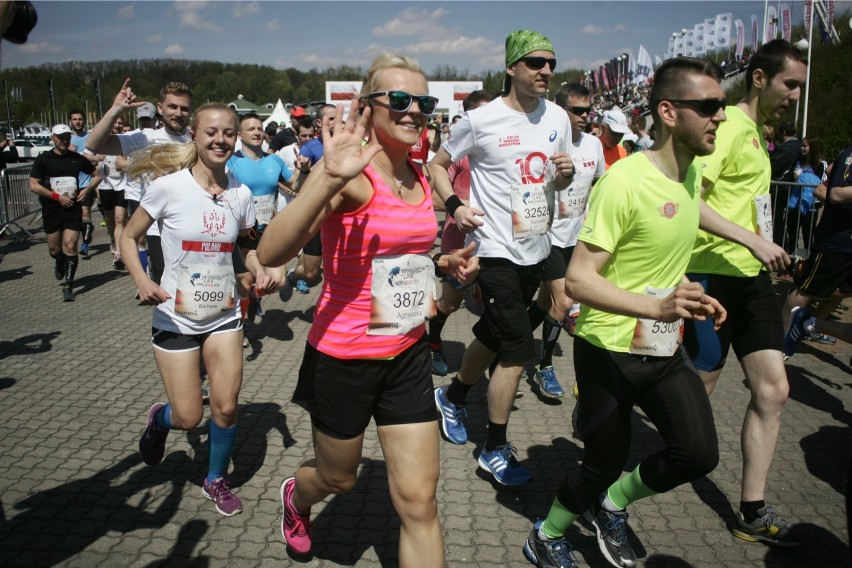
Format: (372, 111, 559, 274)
(801, 3, 815, 137)
(3, 80, 11, 136)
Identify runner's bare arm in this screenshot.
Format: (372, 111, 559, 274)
(567, 241, 708, 323)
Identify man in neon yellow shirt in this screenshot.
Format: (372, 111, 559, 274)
(685, 39, 811, 546)
(523, 57, 727, 568)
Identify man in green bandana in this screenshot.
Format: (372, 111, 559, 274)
(430, 30, 575, 486)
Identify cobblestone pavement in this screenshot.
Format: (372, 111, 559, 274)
(0, 224, 849, 567)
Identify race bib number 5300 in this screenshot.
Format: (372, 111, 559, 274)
(368, 254, 436, 336)
(629, 286, 683, 357)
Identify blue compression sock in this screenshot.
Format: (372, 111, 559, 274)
(206, 421, 238, 482)
(154, 404, 172, 430)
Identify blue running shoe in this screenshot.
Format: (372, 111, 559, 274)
(583, 494, 636, 568)
(478, 443, 531, 486)
(296, 279, 310, 294)
(279, 270, 296, 302)
(523, 520, 579, 568)
(806, 331, 836, 345)
(783, 307, 811, 359)
(434, 386, 467, 444)
(431, 346, 449, 376)
(534, 365, 564, 398)
(79, 243, 89, 257)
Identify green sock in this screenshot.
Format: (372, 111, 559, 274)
(540, 497, 580, 540)
(606, 465, 658, 510)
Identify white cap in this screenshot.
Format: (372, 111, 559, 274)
(137, 102, 156, 119)
(51, 124, 72, 135)
(601, 108, 631, 134)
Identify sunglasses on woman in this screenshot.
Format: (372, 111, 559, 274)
(517, 56, 557, 71)
(366, 91, 439, 116)
(667, 98, 727, 116)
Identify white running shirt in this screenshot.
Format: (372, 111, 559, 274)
(443, 97, 570, 265)
(140, 169, 256, 334)
(551, 131, 605, 248)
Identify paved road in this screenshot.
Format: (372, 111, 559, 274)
(0, 223, 849, 567)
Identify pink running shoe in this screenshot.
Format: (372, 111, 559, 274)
(280, 477, 312, 554)
(202, 477, 243, 516)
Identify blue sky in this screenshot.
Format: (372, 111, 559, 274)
(3, 1, 846, 74)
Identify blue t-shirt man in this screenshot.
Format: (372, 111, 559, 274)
(227, 150, 292, 228)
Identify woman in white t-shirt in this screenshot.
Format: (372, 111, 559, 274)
(119, 103, 256, 517)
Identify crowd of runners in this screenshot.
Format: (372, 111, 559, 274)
(24, 28, 852, 568)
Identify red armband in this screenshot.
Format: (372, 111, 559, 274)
(51, 192, 60, 201)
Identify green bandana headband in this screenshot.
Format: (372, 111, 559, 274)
(505, 29, 555, 66)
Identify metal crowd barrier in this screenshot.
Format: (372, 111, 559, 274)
(769, 179, 822, 260)
(0, 162, 39, 241)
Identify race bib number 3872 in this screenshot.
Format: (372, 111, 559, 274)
(368, 254, 436, 336)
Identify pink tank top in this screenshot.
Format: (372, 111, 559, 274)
(308, 159, 438, 359)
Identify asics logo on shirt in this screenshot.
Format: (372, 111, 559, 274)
(549, 130, 558, 142)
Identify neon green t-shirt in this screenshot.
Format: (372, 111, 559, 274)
(688, 105, 770, 277)
(577, 153, 702, 353)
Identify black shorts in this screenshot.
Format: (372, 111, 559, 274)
(42, 203, 82, 234)
(125, 199, 139, 219)
(303, 230, 322, 256)
(541, 244, 574, 281)
(684, 271, 783, 372)
(151, 318, 242, 353)
(472, 257, 544, 363)
(98, 189, 126, 211)
(80, 188, 96, 207)
(794, 250, 852, 297)
(232, 246, 247, 275)
(292, 336, 438, 440)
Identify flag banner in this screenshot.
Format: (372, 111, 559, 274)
(667, 36, 675, 59)
(627, 53, 636, 84)
(705, 18, 717, 52)
(735, 19, 745, 59)
(781, 3, 792, 41)
(675, 33, 685, 57)
(654, 55, 663, 68)
(765, 5, 778, 43)
(716, 12, 733, 48)
(827, 0, 835, 29)
(695, 23, 707, 55)
(685, 29, 696, 57)
(804, 0, 813, 35)
(453, 83, 477, 100)
(751, 14, 759, 50)
(635, 45, 653, 84)
(600, 65, 610, 91)
(329, 83, 360, 101)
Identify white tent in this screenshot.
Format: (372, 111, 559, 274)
(263, 99, 289, 129)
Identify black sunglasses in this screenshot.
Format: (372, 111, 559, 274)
(517, 56, 556, 71)
(667, 98, 727, 116)
(366, 91, 439, 116)
(562, 105, 591, 116)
